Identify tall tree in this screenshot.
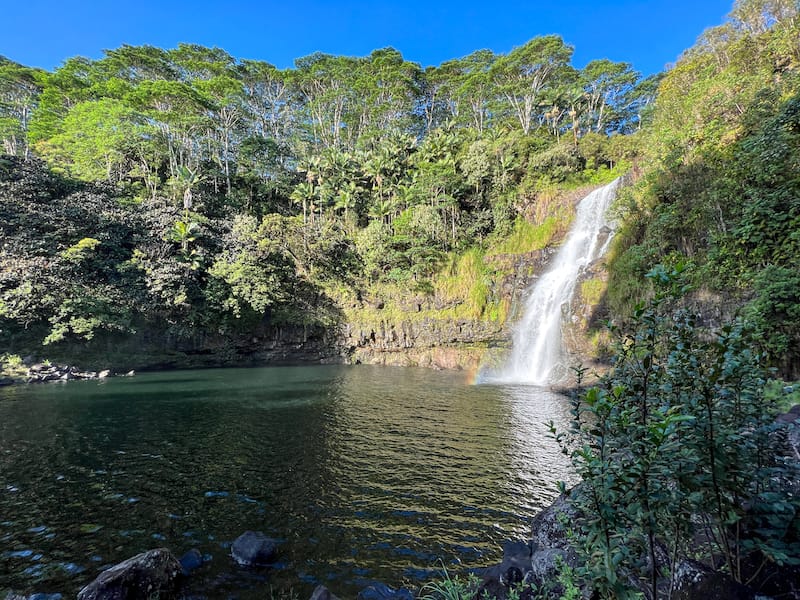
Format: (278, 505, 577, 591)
(580, 59, 640, 134)
(490, 35, 574, 134)
(0, 59, 42, 157)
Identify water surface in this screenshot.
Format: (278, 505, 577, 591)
(0, 365, 573, 597)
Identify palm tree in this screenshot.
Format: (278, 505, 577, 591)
(368, 197, 394, 225)
(171, 166, 204, 216)
(290, 182, 316, 225)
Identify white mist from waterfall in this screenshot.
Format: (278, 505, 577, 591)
(485, 179, 620, 386)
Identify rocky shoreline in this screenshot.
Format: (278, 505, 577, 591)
(0, 362, 134, 386)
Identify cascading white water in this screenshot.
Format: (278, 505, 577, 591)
(485, 178, 620, 386)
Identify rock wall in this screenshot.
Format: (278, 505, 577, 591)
(336, 247, 560, 371)
(340, 317, 508, 370)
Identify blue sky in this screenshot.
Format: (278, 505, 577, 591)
(3, 1, 734, 75)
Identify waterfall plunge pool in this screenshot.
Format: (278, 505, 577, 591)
(0, 365, 574, 598)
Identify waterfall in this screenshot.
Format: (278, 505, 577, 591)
(484, 178, 620, 386)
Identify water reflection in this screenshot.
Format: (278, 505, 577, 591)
(0, 366, 572, 597)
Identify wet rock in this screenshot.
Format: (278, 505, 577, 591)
(671, 559, 758, 600)
(179, 548, 204, 575)
(0, 377, 14, 386)
(356, 582, 414, 600)
(479, 540, 532, 583)
(98, 370, 111, 379)
(77, 548, 182, 600)
(5, 594, 63, 600)
(231, 531, 278, 566)
(500, 566, 523, 587)
(475, 497, 581, 598)
(309, 585, 341, 600)
(500, 540, 532, 572)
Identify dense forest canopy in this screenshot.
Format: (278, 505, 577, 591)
(0, 0, 799, 378)
(0, 30, 647, 356)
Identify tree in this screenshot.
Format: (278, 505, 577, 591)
(490, 36, 574, 134)
(291, 52, 358, 149)
(730, 0, 799, 34)
(208, 215, 296, 316)
(580, 60, 640, 134)
(350, 48, 422, 141)
(0, 60, 43, 157)
(38, 98, 140, 182)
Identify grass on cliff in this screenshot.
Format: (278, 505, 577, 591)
(486, 216, 561, 256)
(345, 189, 583, 327)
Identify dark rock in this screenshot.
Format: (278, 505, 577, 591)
(76, 548, 182, 600)
(671, 559, 758, 600)
(740, 553, 800, 598)
(529, 494, 574, 550)
(776, 411, 799, 424)
(179, 548, 204, 575)
(501, 540, 532, 567)
(309, 585, 340, 600)
(500, 566, 523, 587)
(6, 594, 63, 600)
(529, 547, 572, 583)
(230, 531, 278, 566)
(0, 377, 14, 386)
(473, 541, 531, 600)
(356, 583, 414, 600)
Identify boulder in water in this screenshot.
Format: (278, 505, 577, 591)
(231, 531, 278, 566)
(179, 548, 204, 575)
(76, 548, 182, 600)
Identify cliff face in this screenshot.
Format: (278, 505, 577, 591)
(337, 247, 559, 371)
(340, 317, 508, 370)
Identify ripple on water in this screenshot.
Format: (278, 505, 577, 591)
(0, 365, 574, 598)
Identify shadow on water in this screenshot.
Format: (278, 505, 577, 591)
(0, 365, 573, 598)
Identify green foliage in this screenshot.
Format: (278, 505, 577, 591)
(606, 8, 800, 374)
(419, 564, 480, 600)
(557, 265, 800, 598)
(528, 143, 583, 182)
(43, 292, 133, 345)
(746, 264, 800, 370)
(208, 215, 295, 316)
(0, 353, 26, 379)
(61, 237, 101, 261)
(764, 378, 800, 412)
(488, 216, 562, 255)
(0, 33, 642, 360)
